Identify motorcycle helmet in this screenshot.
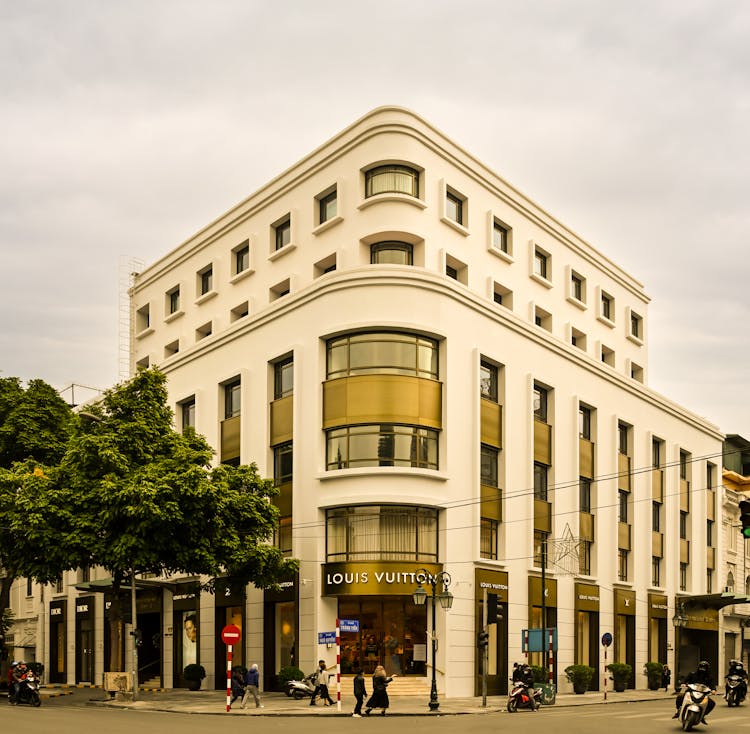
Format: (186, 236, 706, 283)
(698, 661, 709, 672)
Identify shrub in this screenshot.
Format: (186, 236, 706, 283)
(183, 663, 206, 681)
(277, 665, 305, 686)
(530, 665, 548, 684)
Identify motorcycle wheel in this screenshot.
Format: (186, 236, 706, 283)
(507, 698, 517, 713)
(292, 691, 305, 700)
(285, 688, 292, 697)
(32, 693, 41, 708)
(682, 712, 697, 732)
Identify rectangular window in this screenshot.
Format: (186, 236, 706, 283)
(652, 438, 661, 468)
(275, 516, 292, 556)
(707, 463, 715, 490)
(533, 384, 548, 422)
(181, 397, 196, 432)
(534, 530, 549, 568)
(630, 311, 642, 339)
(618, 490, 628, 523)
(493, 220, 509, 253)
(235, 241, 250, 274)
(168, 286, 180, 315)
(680, 562, 688, 591)
(534, 462, 548, 501)
(534, 249, 548, 279)
(481, 445, 499, 487)
(136, 303, 150, 331)
(480, 360, 498, 401)
(579, 540, 591, 575)
(446, 190, 463, 224)
(365, 165, 419, 198)
(601, 291, 613, 320)
(480, 518, 498, 560)
(618, 422, 629, 455)
(618, 550, 628, 582)
(274, 216, 291, 251)
(578, 406, 591, 439)
(274, 357, 294, 399)
(446, 264, 458, 280)
(571, 273, 583, 301)
(652, 557, 661, 587)
(319, 189, 337, 224)
(274, 442, 293, 485)
(224, 380, 241, 419)
(652, 501, 661, 532)
(26, 577, 32, 596)
(680, 450, 688, 480)
(199, 266, 213, 296)
(679, 511, 688, 539)
(55, 576, 64, 593)
(707, 569, 713, 594)
(579, 478, 591, 513)
(707, 519, 714, 546)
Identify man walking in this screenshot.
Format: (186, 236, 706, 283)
(241, 663, 264, 708)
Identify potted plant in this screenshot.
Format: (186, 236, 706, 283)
(643, 661, 664, 691)
(530, 665, 548, 684)
(183, 663, 206, 691)
(564, 664, 595, 694)
(607, 662, 632, 692)
(278, 665, 305, 693)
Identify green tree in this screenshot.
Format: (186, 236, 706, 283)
(0, 377, 73, 618)
(54, 368, 297, 670)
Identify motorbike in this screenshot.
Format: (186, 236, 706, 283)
(725, 674, 746, 706)
(678, 682, 712, 731)
(9, 670, 42, 707)
(507, 679, 542, 712)
(285, 672, 317, 699)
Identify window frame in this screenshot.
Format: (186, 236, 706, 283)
(224, 379, 241, 419)
(480, 360, 498, 402)
(274, 216, 291, 251)
(274, 357, 294, 400)
(365, 164, 419, 198)
(370, 241, 413, 265)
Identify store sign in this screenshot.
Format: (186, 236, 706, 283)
(318, 631, 336, 644)
(322, 562, 442, 596)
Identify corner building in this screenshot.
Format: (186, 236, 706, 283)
(128, 107, 723, 696)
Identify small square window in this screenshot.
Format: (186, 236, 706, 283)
(492, 281, 513, 310)
(601, 344, 615, 367)
(314, 253, 337, 277)
(445, 254, 468, 284)
(446, 264, 458, 280)
(136, 304, 150, 332)
(446, 190, 464, 224)
(571, 326, 586, 351)
(167, 286, 180, 315)
(196, 321, 212, 341)
(164, 340, 179, 358)
(274, 216, 291, 251)
(630, 362, 644, 383)
(534, 305, 552, 332)
(270, 278, 291, 301)
(318, 188, 337, 224)
(136, 355, 150, 370)
(230, 301, 249, 322)
(234, 241, 250, 274)
(493, 220, 509, 253)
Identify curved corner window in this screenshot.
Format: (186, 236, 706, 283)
(365, 165, 419, 198)
(327, 332, 438, 380)
(326, 505, 438, 562)
(326, 424, 438, 471)
(370, 242, 414, 265)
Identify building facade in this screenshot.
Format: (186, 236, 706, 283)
(16, 107, 728, 695)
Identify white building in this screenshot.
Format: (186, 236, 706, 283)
(23, 107, 728, 696)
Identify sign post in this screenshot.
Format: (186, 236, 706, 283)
(222, 624, 242, 712)
(601, 632, 612, 701)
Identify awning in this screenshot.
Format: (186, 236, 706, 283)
(74, 576, 202, 595)
(678, 592, 750, 612)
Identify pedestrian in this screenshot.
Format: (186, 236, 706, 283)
(364, 665, 395, 716)
(352, 667, 367, 717)
(310, 660, 334, 706)
(662, 664, 671, 691)
(241, 663, 264, 708)
(230, 667, 245, 707)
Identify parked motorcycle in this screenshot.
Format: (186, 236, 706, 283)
(507, 679, 541, 712)
(9, 670, 42, 707)
(678, 682, 712, 731)
(725, 674, 745, 706)
(285, 672, 317, 699)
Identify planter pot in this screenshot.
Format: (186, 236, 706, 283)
(647, 679, 660, 691)
(573, 682, 588, 694)
(186, 679, 202, 691)
(613, 681, 627, 693)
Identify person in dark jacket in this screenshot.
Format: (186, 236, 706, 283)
(661, 664, 671, 691)
(352, 667, 367, 717)
(365, 665, 395, 716)
(230, 668, 245, 706)
(673, 661, 716, 722)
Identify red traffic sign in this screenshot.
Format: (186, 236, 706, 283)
(221, 624, 241, 645)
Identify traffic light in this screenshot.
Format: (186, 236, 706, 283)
(130, 628, 143, 647)
(477, 630, 489, 648)
(740, 501, 750, 538)
(487, 594, 498, 624)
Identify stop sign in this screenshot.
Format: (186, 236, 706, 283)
(221, 624, 241, 645)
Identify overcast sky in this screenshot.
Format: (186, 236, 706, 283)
(1, 1, 748, 437)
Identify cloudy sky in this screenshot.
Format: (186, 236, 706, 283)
(1, 1, 748, 436)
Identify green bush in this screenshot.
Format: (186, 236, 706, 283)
(277, 665, 305, 686)
(564, 664, 595, 686)
(607, 662, 632, 683)
(530, 665, 548, 684)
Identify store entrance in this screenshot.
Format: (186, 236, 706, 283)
(338, 597, 426, 676)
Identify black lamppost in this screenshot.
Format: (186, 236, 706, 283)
(413, 570, 453, 711)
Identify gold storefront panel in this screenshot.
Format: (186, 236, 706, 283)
(617, 453, 631, 491)
(648, 593, 668, 619)
(651, 531, 663, 558)
(481, 484, 501, 522)
(651, 469, 663, 502)
(480, 400, 502, 449)
(273, 481, 292, 516)
(322, 375, 442, 430)
(618, 522, 631, 551)
(475, 568, 509, 604)
(270, 395, 293, 446)
(529, 576, 557, 607)
(683, 607, 718, 631)
(579, 511, 594, 541)
(680, 479, 690, 512)
(575, 582, 600, 612)
(707, 546, 715, 570)
(680, 538, 690, 564)
(579, 438, 594, 479)
(534, 499, 551, 533)
(614, 588, 636, 616)
(322, 562, 442, 596)
(533, 420, 551, 465)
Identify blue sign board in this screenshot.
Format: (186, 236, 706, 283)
(521, 628, 558, 653)
(318, 631, 336, 644)
(339, 619, 360, 633)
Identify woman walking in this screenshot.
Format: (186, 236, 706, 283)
(365, 665, 395, 716)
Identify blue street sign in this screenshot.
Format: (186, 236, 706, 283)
(601, 632, 613, 647)
(339, 619, 360, 633)
(318, 631, 336, 644)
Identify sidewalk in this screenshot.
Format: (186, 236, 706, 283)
(88, 687, 677, 716)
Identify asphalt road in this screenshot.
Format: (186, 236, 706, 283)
(6, 697, 736, 734)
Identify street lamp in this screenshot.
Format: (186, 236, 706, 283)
(413, 569, 453, 711)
